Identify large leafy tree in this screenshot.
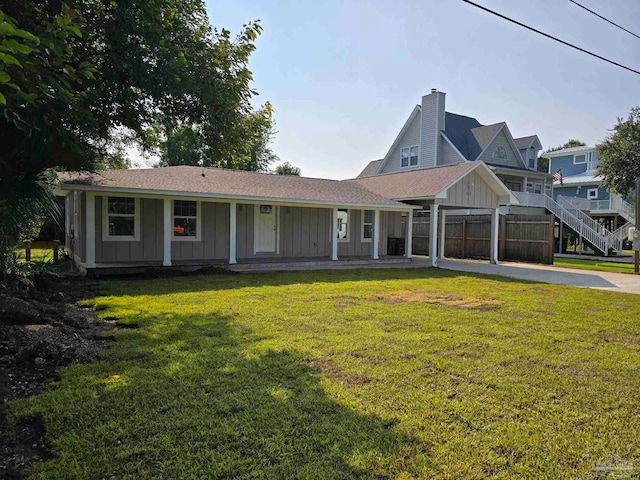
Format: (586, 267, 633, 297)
(0, 0, 274, 264)
(597, 107, 640, 197)
(274, 162, 301, 176)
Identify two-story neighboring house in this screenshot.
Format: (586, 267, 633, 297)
(358, 89, 552, 207)
(545, 145, 635, 236)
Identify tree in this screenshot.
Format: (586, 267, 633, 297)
(597, 107, 640, 197)
(274, 162, 301, 176)
(538, 139, 587, 172)
(0, 1, 275, 267)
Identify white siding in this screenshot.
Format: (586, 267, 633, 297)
(440, 137, 464, 165)
(421, 91, 445, 168)
(379, 113, 421, 174)
(445, 170, 499, 208)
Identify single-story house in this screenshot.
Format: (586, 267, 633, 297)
(57, 161, 515, 274)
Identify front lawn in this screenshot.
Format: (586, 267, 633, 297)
(8, 269, 640, 478)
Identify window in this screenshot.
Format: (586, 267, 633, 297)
(573, 154, 586, 164)
(401, 145, 419, 168)
(587, 188, 598, 200)
(362, 210, 374, 242)
(526, 182, 534, 193)
(504, 181, 522, 192)
(173, 200, 200, 240)
(492, 146, 507, 160)
(104, 196, 139, 241)
(337, 209, 349, 242)
(528, 156, 536, 170)
(544, 184, 552, 192)
(533, 183, 543, 194)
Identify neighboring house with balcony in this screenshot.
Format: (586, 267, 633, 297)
(544, 145, 635, 244)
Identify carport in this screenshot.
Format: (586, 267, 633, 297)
(352, 161, 516, 266)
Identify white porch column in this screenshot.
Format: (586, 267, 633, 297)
(163, 198, 172, 266)
(405, 209, 413, 259)
(85, 192, 96, 268)
(229, 201, 237, 264)
(429, 203, 438, 267)
(438, 209, 446, 260)
(331, 207, 339, 261)
(372, 209, 380, 260)
(490, 207, 499, 264)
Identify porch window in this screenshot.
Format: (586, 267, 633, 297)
(587, 188, 598, 200)
(533, 183, 543, 194)
(104, 196, 139, 241)
(573, 154, 586, 164)
(337, 209, 349, 242)
(401, 145, 419, 168)
(526, 182, 534, 193)
(362, 210, 374, 242)
(173, 200, 200, 240)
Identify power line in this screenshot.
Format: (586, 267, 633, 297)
(462, 0, 640, 76)
(569, 0, 640, 41)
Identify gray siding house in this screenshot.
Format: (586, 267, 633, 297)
(59, 161, 513, 273)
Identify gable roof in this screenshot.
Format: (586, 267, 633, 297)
(443, 113, 483, 160)
(58, 166, 412, 210)
(514, 135, 542, 151)
(373, 105, 421, 175)
(357, 159, 383, 178)
(470, 122, 507, 160)
(349, 161, 514, 202)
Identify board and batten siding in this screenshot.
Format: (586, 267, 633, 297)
(95, 196, 163, 263)
(171, 202, 229, 261)
(379, 113, 421, 174)
(445, 170, 498, 208)
(479, 130, 521, 168)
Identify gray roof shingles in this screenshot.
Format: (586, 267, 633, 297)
(58, 166, 411, 208)
(357, 159, 383, 178)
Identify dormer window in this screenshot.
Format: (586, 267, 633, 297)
(492, 146, 507, 160)
(401, 146, 419, 168)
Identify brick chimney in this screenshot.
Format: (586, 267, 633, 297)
(421, 89, 446, 168)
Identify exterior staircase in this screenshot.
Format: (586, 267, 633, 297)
(513, 192, 635, 256)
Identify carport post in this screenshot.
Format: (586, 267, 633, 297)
(372, 209, 380, 260)
(429, 203, 438, 267)
(405, 208, 413, 259)
(490, 207, 499, 264)
(331, 207, 339, 261)
(229, 201, 237, 265)
(86, 192, 96, 268)
(163, 198, 172, 266)
(438, 209, 446, 260)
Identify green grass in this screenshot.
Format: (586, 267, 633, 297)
(554, 257, 637, 274)
(14, 248, 56, 263)
(9, 269, 640, 479)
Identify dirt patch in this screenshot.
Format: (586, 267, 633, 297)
(0, 272, 114, 479)
(309, 358, 373, 386)
(375, 290, 502, 310)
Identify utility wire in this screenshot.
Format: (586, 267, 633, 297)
(462, 0, 640, 76)
(569, 0, 640, 41)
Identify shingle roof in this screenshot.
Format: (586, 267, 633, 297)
(514, 135, 538, 149)
(469, 123, 506, 158)
(443, 113, 482, 160)
(350, 162, 479, 200)
(58, 166, 411, 209)
(357, 159, 383, 178)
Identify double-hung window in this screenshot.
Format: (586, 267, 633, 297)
(362, 210, 374, 242)
(401, 146, 419, 168)
(173, 200, 200, 240)
(104, 197, 139, 241)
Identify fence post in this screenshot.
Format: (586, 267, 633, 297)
(461, 218, 467, 259)
(24, 240, 31, 262)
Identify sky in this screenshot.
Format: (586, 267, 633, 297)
(193, 0, 640, 179)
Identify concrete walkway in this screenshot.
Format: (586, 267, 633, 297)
(431, 257, 640, 295)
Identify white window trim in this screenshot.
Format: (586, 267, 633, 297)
(172, 200, 202, 241)
(587, 188, 598, 199)
(573, 154, 587, 165)
(361, 209, 373, 243)
(102, 196, 141, 242)
(337, 208, 349, 243)
(400, 145, 419, 168)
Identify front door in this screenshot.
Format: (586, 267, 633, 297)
(255, 204, 277, 253)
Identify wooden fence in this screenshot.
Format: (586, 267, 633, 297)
(409, 214, 555, 264)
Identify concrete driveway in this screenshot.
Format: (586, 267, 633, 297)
(430, 257, 640, 295)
